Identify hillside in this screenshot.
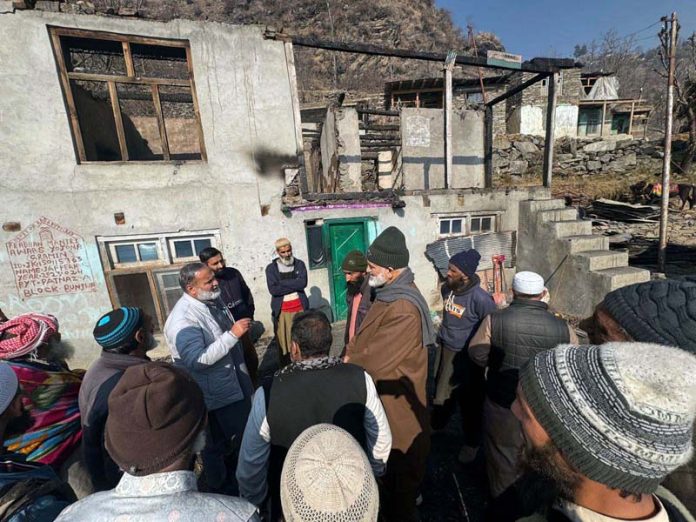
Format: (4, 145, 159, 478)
(66, 0, 504, 102)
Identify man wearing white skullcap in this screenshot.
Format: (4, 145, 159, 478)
(467, 270, 578, 499)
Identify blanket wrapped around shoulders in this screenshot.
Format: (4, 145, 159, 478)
(5, 360, 83, 468)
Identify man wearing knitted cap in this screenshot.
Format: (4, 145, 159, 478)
(345, 226, 436, 521)
(508, 342, 696, 521)
(265, 238, 309, 367)
(80, 307, 155, 491)
(431, 249, 496, 464)
(580, 279, 696, 514)
(341, 250, 373, 347)
(56, 362, 259, 521)
(468, 271, 578, 498)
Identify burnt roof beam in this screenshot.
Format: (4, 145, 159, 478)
(268, 32, 575, 74)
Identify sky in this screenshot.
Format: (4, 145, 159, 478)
(436, 0, 696, 59)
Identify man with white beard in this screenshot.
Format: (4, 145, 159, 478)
(164, 262, 253, 494)
(265, 238, 309, 367)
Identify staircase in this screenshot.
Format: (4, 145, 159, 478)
(517, 199, 650, 318)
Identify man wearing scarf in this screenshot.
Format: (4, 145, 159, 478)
(431, 250, 496, 464)
(341, 250, 373, 347)
(345, 226, 436, 522)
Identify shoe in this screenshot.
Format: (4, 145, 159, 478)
(458, 445, 478, 464)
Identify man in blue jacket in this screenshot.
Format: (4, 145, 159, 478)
(265, 238, 309, 367)
(164, 262, 253, 494)
(431, 249, 496, 464)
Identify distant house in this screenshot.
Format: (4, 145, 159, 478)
(577, 72, 651, 138)
(383, 68, 651, 139)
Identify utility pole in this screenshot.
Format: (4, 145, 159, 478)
(658, 12, 678, 273)
(444, 51, 457, 189)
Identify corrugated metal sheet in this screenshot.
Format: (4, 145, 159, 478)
(425, 231, 517, 277)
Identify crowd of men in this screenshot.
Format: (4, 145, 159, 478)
(0, 226, 694, 521)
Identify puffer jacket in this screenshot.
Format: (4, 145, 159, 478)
(164, 293, 252, 410)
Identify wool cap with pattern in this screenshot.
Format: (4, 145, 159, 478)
(280, 424, 379, 521)
(602, 280, 696, 353)
(93, 307, 143, 351)
(520, 342, 696, 494)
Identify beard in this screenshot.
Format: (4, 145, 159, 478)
(518, 440, 583, 504)
(368, 272, 388, 288)
(197, 288, 221, 302)
(347, 277, 365, 296)
(279, 256, 295, 267)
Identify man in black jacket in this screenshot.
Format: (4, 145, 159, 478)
(79, 307, 154, 491)
(265, 238, 309, 367)
(236, 310, 391, 520)
(469, 271, 577, 498)
(200, 247, 258, 385)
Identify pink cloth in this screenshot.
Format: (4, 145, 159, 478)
(348, 293, 363, 341)
(0, 313, 58, 360)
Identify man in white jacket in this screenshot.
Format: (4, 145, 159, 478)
(164, 262, 253, 494)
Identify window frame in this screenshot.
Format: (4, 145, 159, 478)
(167, 236, 214, 263)
(97, 230, 220, 330)
(436, 213, 500, 239)
(48, 26, 207, 164)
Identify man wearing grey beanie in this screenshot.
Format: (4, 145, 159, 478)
(509, 342, 696, 522)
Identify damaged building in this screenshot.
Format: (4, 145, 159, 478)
(0, 6, 649, 366)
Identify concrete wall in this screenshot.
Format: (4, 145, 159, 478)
(401, 108, 484, 190)
(0, 11, 297, 367)
(288, 186, 551, 313)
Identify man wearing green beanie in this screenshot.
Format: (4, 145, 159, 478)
(341, 250, 372, 347)
(345, 226, 436, 522)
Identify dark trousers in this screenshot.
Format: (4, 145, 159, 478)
(201, 397, 251, 494)
(240, 332, 259, 387)
(431, 351, 485, 448)
(380, 434, 430, 522)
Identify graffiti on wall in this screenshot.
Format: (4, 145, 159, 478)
(6, 216, 97, 299)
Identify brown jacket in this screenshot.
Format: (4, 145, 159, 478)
(346, 298, 429, 453)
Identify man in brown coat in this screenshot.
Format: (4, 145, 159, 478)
(345, 226, 436, 522)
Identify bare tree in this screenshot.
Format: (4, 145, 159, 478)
(658, 26, 696, 174)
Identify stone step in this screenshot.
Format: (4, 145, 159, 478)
(522, 198, 567, 214)
(564, 234, 610, 254)
(594, 266, 651, 291)
(537, 208, 579, 223)
(551, 220, 593, 238)
(575, 250, 629, 271)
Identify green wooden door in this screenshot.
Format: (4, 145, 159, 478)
(325, 220, 369, 321)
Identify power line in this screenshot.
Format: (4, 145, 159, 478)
(620, 21, 661, 41)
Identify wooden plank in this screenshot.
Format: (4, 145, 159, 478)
(628, 100, 636, 136)
(67, 71, 190, 86)
(484, 105, 493, 188)
(48, 26, 189, 47)
(107, 81, 129, 161)
(356, 108, 400, 116)
(49, 30, 87, 162)
(600, 101, 607, 137)
(185, 47, 208, 161)
(284, 40, 309, 195)
(122, 41, 136, 77)
(278, 33, 572, 74)
(542, 73, 557, 188)
(151, 84, 170, 161)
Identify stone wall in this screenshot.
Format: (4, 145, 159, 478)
(493, 135, 665, 177)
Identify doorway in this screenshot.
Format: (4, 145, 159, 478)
(324, 218, 374, 321)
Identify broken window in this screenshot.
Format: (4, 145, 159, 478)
(305, 220, 327, 269)
(438, 214, 497, 238)
(49, 27, 206, 163)
(98, 231, 220, 330)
